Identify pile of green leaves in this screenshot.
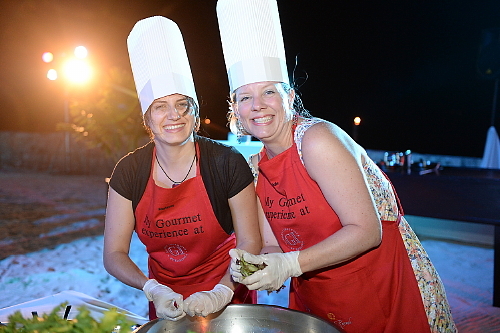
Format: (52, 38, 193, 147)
(237, 255, 285, 293)
(236, 257, 267, 278)
(0, 303, 135, 333)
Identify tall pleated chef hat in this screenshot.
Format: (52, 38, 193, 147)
(216, 0, 289, 93)
(127, 16, 198, 114)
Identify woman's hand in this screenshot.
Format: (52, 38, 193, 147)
(229, 249, 302, 291)
(143, 279, 185, 321)
(184, 284, 234, 317)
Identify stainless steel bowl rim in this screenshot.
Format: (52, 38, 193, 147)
(133, 303, 343, 333)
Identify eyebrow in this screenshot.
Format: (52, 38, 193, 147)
(237, 84, 277, 95)
(264, 84, 279, 91)
(152, 98, 188, 105)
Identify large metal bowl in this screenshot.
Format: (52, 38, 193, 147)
(132, 304, 342, 333)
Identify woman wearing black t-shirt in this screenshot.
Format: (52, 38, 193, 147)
(103, 16, 261, 321)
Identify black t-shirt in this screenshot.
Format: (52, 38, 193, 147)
(108, 136, 254, 234)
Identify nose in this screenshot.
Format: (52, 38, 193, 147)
(251, 95, 264, 111)
(167, 107, 180, 120)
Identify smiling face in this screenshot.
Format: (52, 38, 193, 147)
(145, 94, 198, 146)
(232, 81, 295, 144)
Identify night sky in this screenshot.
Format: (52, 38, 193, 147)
(1, 0, 500, 157)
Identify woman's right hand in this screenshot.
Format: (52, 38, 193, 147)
(229, 248, 302, 291)
(143, 279, 185, 321)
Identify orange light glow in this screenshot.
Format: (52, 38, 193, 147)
(204, 118, 211, 124)
(43, 47, 92, 84)
(354, 116, 361, 126)
(63, 58, 92, 83)
(47, 69, 58, 81)
(42, 52, 54, 63)
(74, 46, 88, 59)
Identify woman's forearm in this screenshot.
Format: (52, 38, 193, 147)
(103, 250, 149, 290)
(260, 245, 282, 255)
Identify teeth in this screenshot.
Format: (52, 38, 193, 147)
(164, 124, 184, 130)
(253, 116, 273, 124)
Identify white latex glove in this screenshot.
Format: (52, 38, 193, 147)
(143, 279, 185, 321)
(229, 248, 245, 283)
(229, 249, 302, 291)
(184, 284, 234, 317)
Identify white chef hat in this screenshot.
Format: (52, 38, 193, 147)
(216, 0, 289, 93)
(127, 16, 198, 114)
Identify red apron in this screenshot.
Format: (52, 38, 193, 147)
(257, 143, 430, 333)
(135, 145, 255, 320)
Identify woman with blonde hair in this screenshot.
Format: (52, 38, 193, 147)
(217, 0, 456, 331)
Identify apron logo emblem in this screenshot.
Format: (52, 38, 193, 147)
(281, 228, 303, 250)
(164, 244, 188, 262)
(327, 313, 352, 329)
(144, 215, 151, 228)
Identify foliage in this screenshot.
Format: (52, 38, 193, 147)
(236, 256, 285, 293)
(58, 67, 148, 162)
(237, 257, 267, 278)
(0, 302, 135, 333)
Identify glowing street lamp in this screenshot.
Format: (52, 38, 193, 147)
(42, 46, 92, 173)
(43, 46, 92, 84)
(353, 116, 361, 141)
(74, 45, 88, 59)
(46, 68, 58, 81)
(42, 51, 54, 63)
(63, 58, 92, 83)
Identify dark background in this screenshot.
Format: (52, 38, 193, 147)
(1, 0, 499, 157)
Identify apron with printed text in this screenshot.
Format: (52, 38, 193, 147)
(256, 143, 430, 333)
(135, 145, 255, 319)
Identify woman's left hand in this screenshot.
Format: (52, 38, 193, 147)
(184, 284, 234, 317)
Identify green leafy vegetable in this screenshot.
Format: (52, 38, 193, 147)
(237, 257, 267, 278)
(237, 255, 286, 294)
(0, 302, 135, 333)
